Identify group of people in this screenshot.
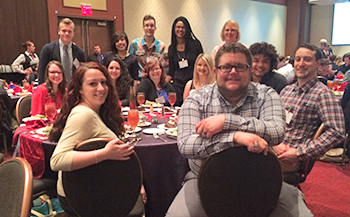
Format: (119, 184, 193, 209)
(11, 15, 348, 217)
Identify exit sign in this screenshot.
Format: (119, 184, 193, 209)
(81, 4, 92, 16)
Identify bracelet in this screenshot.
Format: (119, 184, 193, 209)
(94, 150, 98, 164)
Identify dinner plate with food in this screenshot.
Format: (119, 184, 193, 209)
(166, 128, 177, 138)
(22, 115, 47, 123)
(35, 126, 52, 136)
(142, 101, 162, 108)
(124, 125, 142, 134)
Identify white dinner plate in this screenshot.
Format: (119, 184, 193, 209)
(121, 107, 130, 112)
(138, 122, 151, 127)
(142, 103, 162, 108)
(166, 129, 177, 137)
(22, 115, 47, 122)
(157, 123, 177, 130)
(325, 148, 343, 157)
(142, 128, 165, 135)
(35, 127, 51, 136)
(125, 126, 142, 134)
(123, 112, 128, 116)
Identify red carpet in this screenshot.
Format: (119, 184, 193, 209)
(300, 161, 350, 217)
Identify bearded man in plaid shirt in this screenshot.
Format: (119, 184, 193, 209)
(273, 43, 345, 172)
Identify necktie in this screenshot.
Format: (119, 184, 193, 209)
(63, 45, 71, 81)
(30, 54, 35, 60)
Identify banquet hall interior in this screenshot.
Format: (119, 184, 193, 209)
(1, 0, 350, 216)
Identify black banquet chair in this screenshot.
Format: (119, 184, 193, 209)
(0, 157, 33, 217)
(62, 138, 143, 217)
(198, 146, 282, 217)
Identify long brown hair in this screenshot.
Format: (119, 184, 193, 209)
(44, 61, 67, 102)
(49, 62, 124, 142)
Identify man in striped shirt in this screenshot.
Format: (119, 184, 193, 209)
(274, 43, 345, 172)
(166, 42, 313, 217)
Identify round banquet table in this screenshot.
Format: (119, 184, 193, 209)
(19, 117, 190, 217)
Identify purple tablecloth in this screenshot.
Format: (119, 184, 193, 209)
(41, 120, 189, 217)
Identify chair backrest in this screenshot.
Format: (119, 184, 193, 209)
(283, 123, 324, 185)
(62, 138, 143, 217)
(317, 76, 328, 85)
(0, 157, 33, 217)
(15, 94, 32, 124)
(198, 146, 282, 217)
(301, 123, 325, 177)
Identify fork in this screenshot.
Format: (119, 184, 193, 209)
(153, 133, 167, 142)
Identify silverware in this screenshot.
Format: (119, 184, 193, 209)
(153, 133, 167, 142)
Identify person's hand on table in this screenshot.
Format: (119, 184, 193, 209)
(196, 114, 225, 138)
(233, 131, 269, 156)
(102, 138, 134, 161)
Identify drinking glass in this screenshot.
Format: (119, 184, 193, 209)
(168, 92, 176, 110)
(333, 79, 339, 90)
(137, 92, 145, 108)
(128, 109, 139, 138)
(45, 102, 57, 126)
(327, 80, 334, 90)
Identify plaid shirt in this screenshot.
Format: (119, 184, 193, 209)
(178, 82, 286, 175)
(281, 78, 345, 160)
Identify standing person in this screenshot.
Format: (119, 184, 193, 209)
(166, 16, 203, 106)
(211, 20, 241, 60)
(49, 62, 146, 216)
(274, 43, 345, 172)
(249, 42, 288, 94)
(87, 45, 104, 64)
(105, 31, 139, 82)
(30, 61, 67, 116)
(105, 57, 134, 107)
(38, 18, 86, 84)
(11, 40, 39, 82)
(166, 42, 313, 217)
(183, 53, 215, 101)
(129, 15, 166, 79)
(137, 59, 175, 106)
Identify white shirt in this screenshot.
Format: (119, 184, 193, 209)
(11, 51, 39, 73)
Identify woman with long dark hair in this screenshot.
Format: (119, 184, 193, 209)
(166, 16, 203, 106)
(105, 57, 134, 106)
(49, 62, 145, 215)
(30, 61, 67, 116)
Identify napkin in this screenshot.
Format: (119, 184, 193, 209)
(12, 86, 23, 95)
(335, 74, 344, 80)
(335, 82, 347, 91)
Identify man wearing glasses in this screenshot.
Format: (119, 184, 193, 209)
(166, 42, 313, 217)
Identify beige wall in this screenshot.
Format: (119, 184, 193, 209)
(310, 4, 350, 57)
(124, 0, 287, 55)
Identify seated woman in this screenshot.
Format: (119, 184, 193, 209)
(30, 61, 66, 116)
(137, 59, 175, 106)
(105, 57, 134, 107)
(49, 62, 146, 216)
(183, 54, 215, 101)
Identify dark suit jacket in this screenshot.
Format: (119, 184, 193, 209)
(38, 40, 85, 84)
(87, 53, 104, 64)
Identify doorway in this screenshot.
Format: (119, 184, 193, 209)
(59, 17, 114, 56)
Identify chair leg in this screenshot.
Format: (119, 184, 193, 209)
(1, 133, 7, 155)
(340, 136, 349, 170)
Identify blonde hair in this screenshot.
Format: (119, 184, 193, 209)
(193, 54, 215, 89)
(220, 20, 241, 42)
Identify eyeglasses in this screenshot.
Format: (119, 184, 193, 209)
(49, 71, 62, 74)
(217, 64, 250, 73)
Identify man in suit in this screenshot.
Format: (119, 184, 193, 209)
(87, 45, 104, 64)
(38, 18, 85, 84)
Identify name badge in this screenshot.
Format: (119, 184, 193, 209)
(178, 59, 189, 69)
(73, 58, 80, 69)
(155, 96, 165, 104)
(285, 109, 293, 124)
